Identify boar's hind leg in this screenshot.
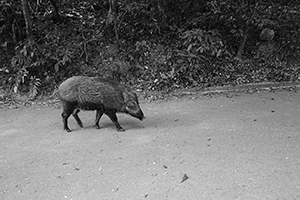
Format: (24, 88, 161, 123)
(95, 109, 104, 129)
(105, 110, 125, 132)
(61, 103, 76, 132)
(72, 108, 83, 128)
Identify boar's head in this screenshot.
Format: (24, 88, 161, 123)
(122, 91, 145, 121)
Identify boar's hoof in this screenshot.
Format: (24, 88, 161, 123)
(117, 128, 125, 132)
(94, 124, 101, 129)
(65, 128, 72, 132)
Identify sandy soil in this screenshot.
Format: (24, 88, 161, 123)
(1, 90, 300, 200)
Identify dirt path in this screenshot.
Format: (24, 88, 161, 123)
(1, 90, 300, 200)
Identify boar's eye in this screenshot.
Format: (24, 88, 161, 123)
(126, 101, 138, 111)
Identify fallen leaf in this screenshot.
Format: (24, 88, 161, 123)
(180, 173, 189, 183)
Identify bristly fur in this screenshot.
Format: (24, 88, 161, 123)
(58, 76, 126, 111)
(57, 76, 144, 132)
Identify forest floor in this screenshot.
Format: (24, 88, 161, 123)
(1, 86, 300, 200)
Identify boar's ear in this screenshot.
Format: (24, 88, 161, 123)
(134, 93, 139, 104)
(122, 92, 129, 102)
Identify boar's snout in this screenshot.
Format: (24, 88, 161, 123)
(129, 108, 145, 121)
(137, 109, 145, 121)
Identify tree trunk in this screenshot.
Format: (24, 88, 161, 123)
(21, 0, 33, 40)
(49, 0, 61, 22)
(236, 26, 249, 59)
(105, 0, 119, 45)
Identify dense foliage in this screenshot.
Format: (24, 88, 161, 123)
(1, 0, 300, 98)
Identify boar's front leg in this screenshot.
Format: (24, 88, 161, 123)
(105, 109, 125, 132)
